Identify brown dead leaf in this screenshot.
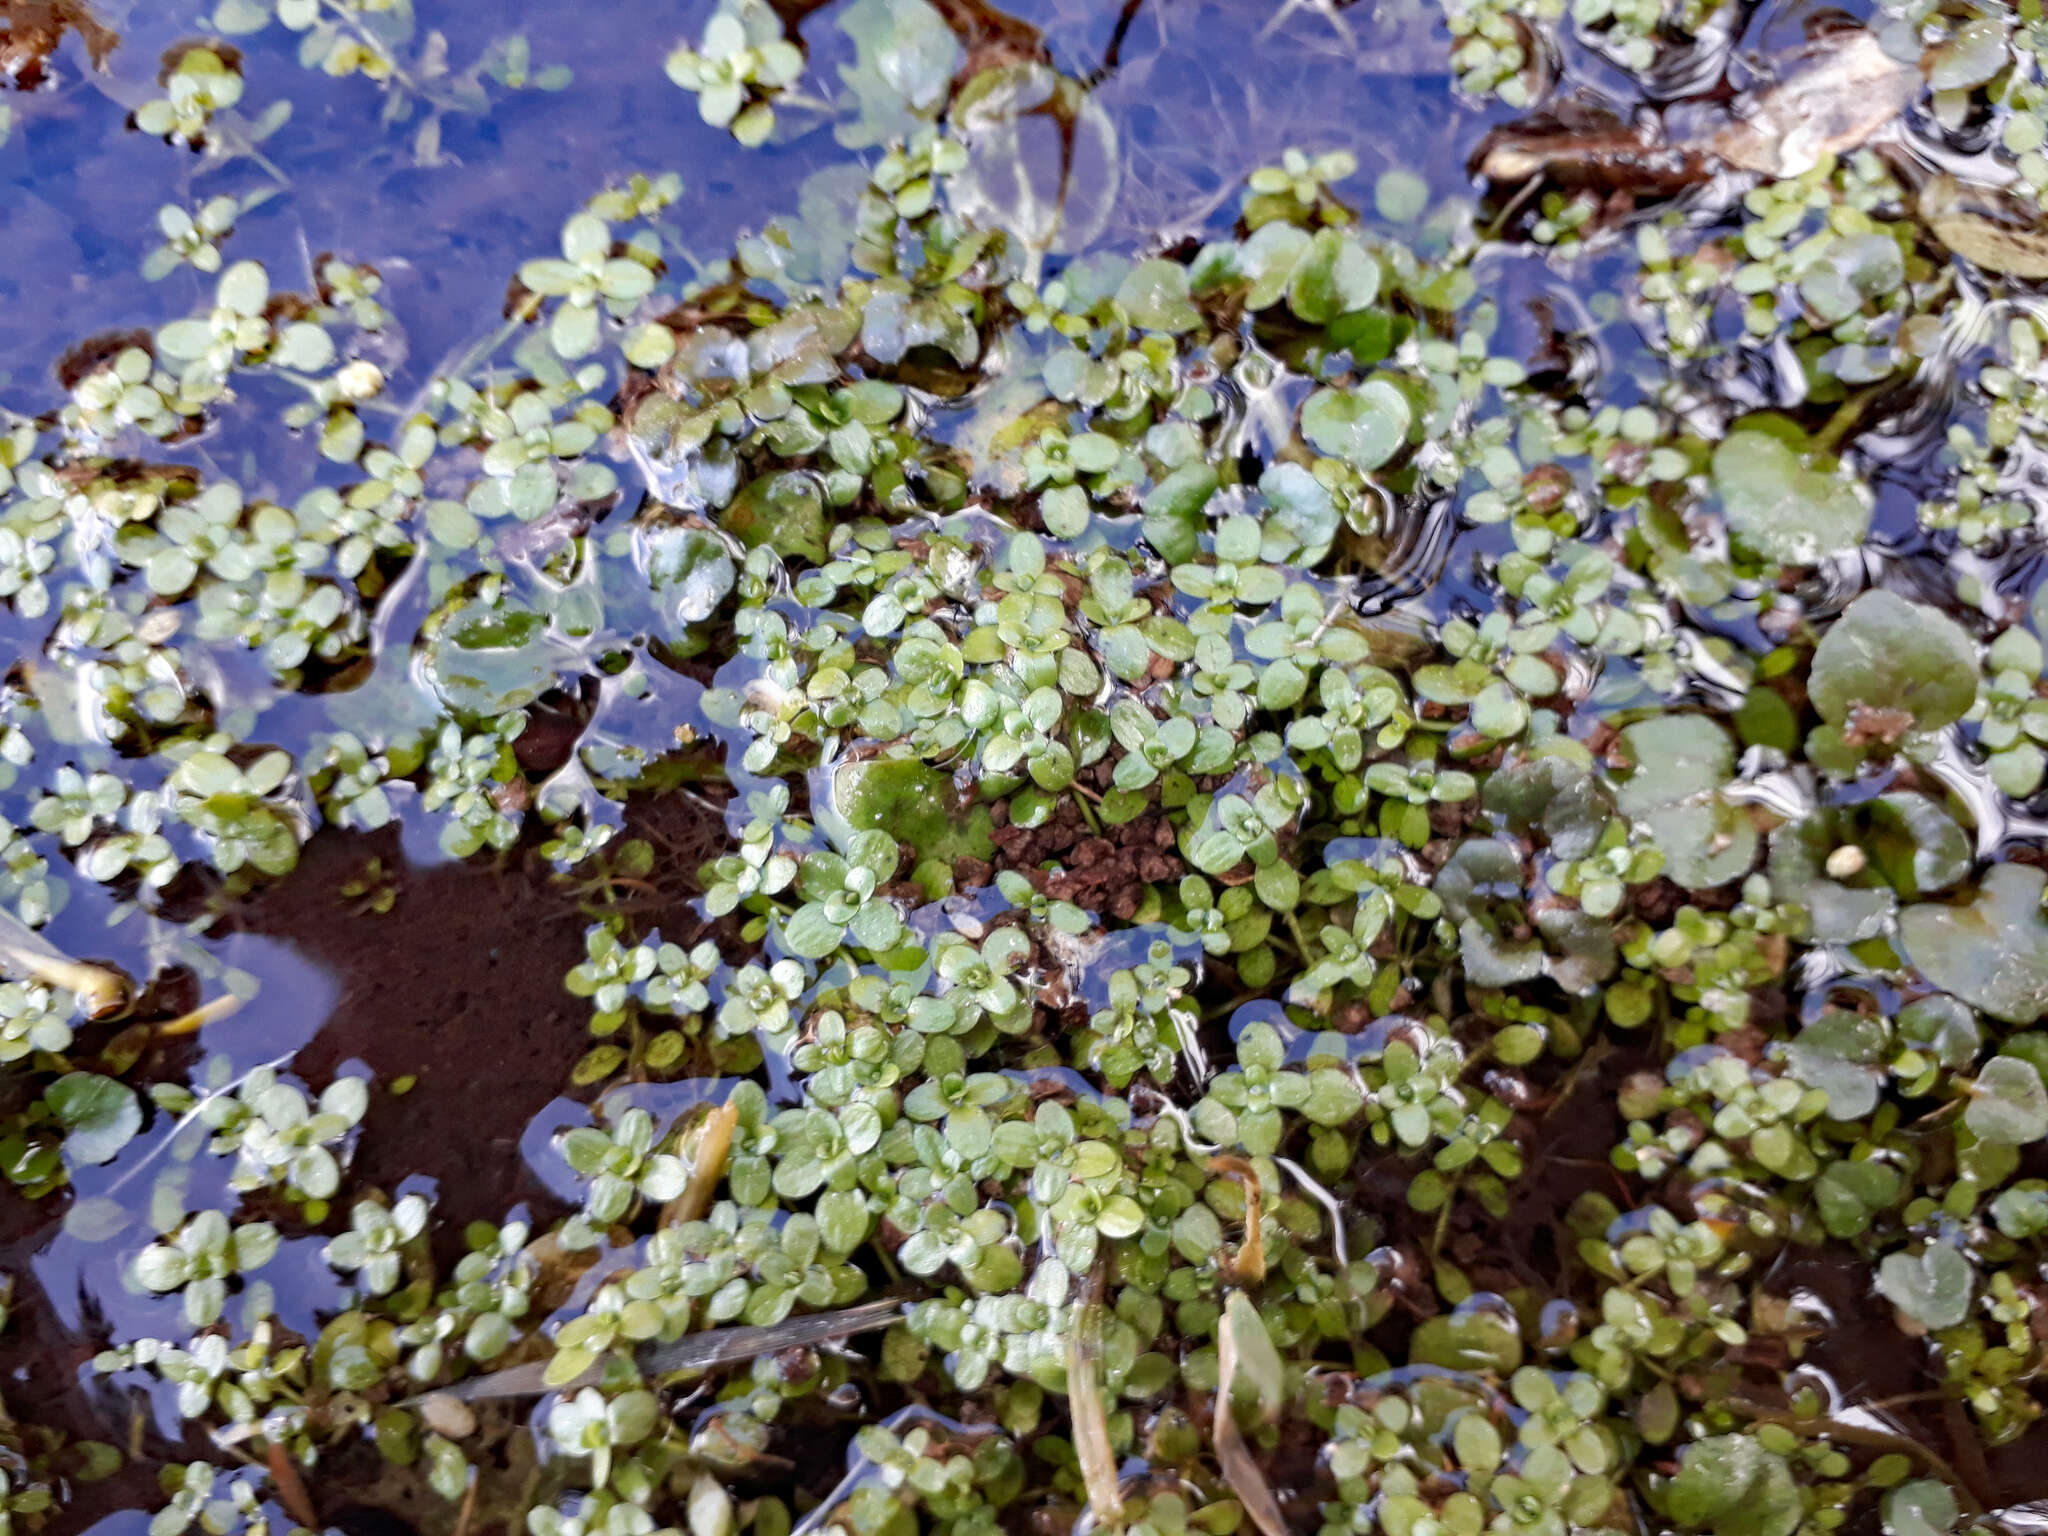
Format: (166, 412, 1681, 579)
(1, 0, 116, 87)
(1712, 27, 1922, 177)
(1475, 107, 1717, 196)
(1919, 173, 2048, 277)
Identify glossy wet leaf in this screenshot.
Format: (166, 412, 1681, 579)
(1116, 260, 1200, 333)
(1900, 864, 2048, 1024)
(722, 472, 828, 564)
(423, 598, 557, 717)
(1882, 1480, 1958, 1536)
(834, 760, 994, 865)
(1666, 1435, 1801, 1536)
(1766, 819, 1892, 944)
(1711, 430, 1870, 566)
(47, 1073, 141, 1166)
(836, 0, 961, 149)
(1785, 1012, 1886, 1119)
(1876, 1243, 1974, 1330)
(1965, 1055, 2048, 1145)
(1927, 18, 2008, 91)
(641, 524, 736, 634)
(1409, 1308, 1523, 1373)
(1301, 380, 1409, 469)
(1613, 716, 1731, 814)
(1810, 591, 1978, 735)
(1286, 229, 1379, 323)
(1862, 793, 1972, 897)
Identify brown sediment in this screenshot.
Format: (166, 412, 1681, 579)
(244, 823, 597, 1228)
(989, 772, 1184, 921)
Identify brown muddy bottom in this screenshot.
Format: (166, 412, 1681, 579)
(0, 792, 727, 1534)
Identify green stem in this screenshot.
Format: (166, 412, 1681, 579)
(1285, 911, 1319, 963)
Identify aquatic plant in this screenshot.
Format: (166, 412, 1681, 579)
(0, 0, 2046, 1532)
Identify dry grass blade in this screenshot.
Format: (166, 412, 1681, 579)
(423, 1295, 906, 1403)
(1067, 1294, 1124, 1526)
(664, 1099, 738, 1226)
(265, 1440, 320, 1532)
(155, 993, 246, 1038)
(1215, 1295, 1288, 1536)
(0, 906, 130, 1017)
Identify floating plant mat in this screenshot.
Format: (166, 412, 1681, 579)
(8, 0, 2048, 1533)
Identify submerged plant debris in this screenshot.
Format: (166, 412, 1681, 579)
(6, 0, 2048, 1535)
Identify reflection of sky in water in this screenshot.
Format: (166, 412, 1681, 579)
(31, 932, 340, 1320)
(0, 0, 1471, 406)
(33, 932, 342, 1500)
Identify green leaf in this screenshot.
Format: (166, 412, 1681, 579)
(47, 1074, 141, 1166)
(1766, 819, 1894, 945)
(272, 322, 335, 372)
(1286, 229, 1378, 323)
(643, 524, 737, 633)
(1142, 465, 1218, 564)
(217, 260, 270, 318)
(1115, 260, 1200, 333)
(1711, 429, 1870, 565)
(835, 759, 994, 865)
(1221, 1291, 1285, 1423)
(722, 471, 828, 564)
(1876, 1244, 1974, 1330)
(1810, 591, 1978, 736)
(1863, 792, 1972, 897)
(1409, 1309, 1523, 1374)
(213, 0, 273, 33)
(1667, 1435, 1801, 1536)
(1901, 864, 2048, 1024)
(1300, 380, 1409, 470)
(835, 0, 961, 149)
(1814, 1158, 1900, 1238)
(1882, 1481, 1958, 1536)
(1965, 1055, 2048, 1144)
(1613, 716, 1734, 816)
(1785, 1012, 1887, 1119)
(782, 904, 843, 959)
